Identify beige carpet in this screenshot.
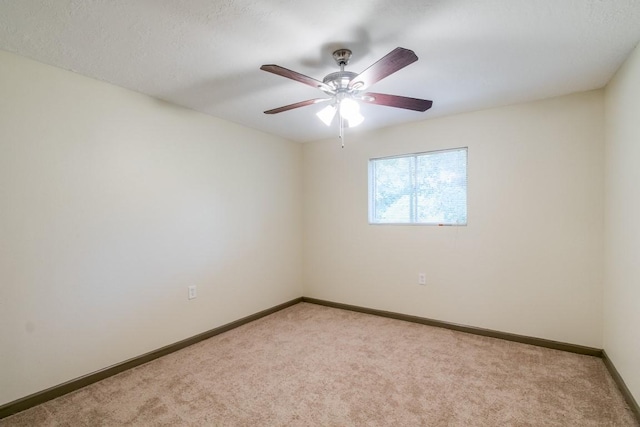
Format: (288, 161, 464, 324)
(1, 302, 637, 426)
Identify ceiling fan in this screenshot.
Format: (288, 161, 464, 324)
(260, 47, 433, 146)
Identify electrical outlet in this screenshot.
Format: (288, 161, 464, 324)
(418, 273, 426, 285)
(188, 285, 197, 300)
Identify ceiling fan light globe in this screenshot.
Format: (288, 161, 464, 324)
(339, 98, 363, 127)
(339, 98, 360, 118)
(316, 105, 337, 126)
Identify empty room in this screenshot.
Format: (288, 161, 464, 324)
(1, 1, 639, 425)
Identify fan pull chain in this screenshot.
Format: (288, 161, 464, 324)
(339, 112, 345, 148)
(340, 60, 345, 148)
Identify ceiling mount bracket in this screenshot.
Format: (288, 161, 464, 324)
(332, 49, 352, 67)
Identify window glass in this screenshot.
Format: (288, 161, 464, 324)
(369, 148, 467, 225)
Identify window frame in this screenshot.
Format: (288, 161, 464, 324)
(368, 147, 468, 226)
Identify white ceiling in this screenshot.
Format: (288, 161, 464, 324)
(1, 1, 639, 142)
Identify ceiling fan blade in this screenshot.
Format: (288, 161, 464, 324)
(360, 92, 433, 112)
(348, 47, 418, 91)
(260, 64, 332, 92)
(264, 98, 331, 114)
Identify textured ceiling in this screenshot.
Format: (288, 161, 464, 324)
(1, 0, 639, 142)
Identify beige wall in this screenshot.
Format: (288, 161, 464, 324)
(604, 42, 640, 403)
(0, 50, 302, 405)
(303, 91, 605, 348)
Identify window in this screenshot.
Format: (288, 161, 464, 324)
(369, 147, 467, 225)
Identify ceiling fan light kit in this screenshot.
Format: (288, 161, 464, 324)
(261, 47, 433, 147)
(316, 98, 364, 127)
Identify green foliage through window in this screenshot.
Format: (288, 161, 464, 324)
(369, 148, 467, 225)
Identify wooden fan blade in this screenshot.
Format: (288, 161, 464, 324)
(360, 92, 433, 112)
(264, 98, 331, 114)
(260, 65, 332, 92)
(348, 47, 418, 91)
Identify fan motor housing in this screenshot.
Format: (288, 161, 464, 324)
(322, 71, 358, 92)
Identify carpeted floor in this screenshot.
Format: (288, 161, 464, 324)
(1, 302, 638, 426)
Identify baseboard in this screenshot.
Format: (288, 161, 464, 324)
(301, 297, 603, 357)
(602, 350, 640, 421)
(0, 297, 302, 420)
